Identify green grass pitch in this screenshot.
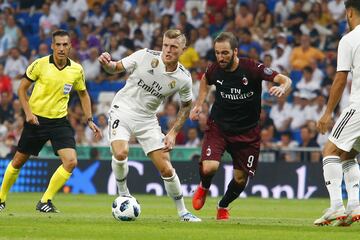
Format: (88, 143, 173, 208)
(0, 193, 359, 240)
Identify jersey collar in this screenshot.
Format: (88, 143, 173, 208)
(49, 55, 71, 70)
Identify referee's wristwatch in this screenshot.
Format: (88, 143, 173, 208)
(87, 117, 94, 124)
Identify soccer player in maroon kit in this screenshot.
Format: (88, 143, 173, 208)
(190, 32, 292, 220)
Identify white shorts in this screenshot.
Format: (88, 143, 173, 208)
(108, 109, 165, 155)
(329, 104, 360, 152)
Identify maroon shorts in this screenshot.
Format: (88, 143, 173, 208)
(200, 119, 260, 176)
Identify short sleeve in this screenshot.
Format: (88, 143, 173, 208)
(121, 49, 147, 73)
(204, 63, 217, 85)
(179, 79, 193, 103)
(73, 66, 86, 91)
(242, 58, 278, 82)
(337, 37, 352, 72)
(25, 59, 40, 81)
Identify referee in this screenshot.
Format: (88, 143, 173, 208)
(0, 29, 102, 213)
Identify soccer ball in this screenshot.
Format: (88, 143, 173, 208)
(112, 195, 141, 221)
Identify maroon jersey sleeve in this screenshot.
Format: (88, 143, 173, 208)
(240, 58, 279, 82)
(204, 63, 218, 85)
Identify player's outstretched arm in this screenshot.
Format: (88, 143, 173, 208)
(18, 78, 39, 125)
(317, 71, 348, 134)
(163, 100, 192, 152)
(78, 89, 103, 140)
(269, 74, 292, 97)
(98, 52, 126, 74)
(190, 74, 210, 121)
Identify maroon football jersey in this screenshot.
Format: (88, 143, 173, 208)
(205, 57, 278, 133)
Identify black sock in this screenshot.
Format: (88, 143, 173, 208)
(199, 165, 214, 189)
(218, 179, 246, 208)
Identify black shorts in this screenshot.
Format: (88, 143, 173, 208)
(17, 116, 75, 156)
(201, 119, 260, 177)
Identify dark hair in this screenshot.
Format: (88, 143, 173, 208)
(52, 29, 70, 39)
(345, 0, 360, 12)
(214, 32, 238, 50)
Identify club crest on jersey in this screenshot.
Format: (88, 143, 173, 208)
(169, 80, 176, 89)
(206, 146, 211, 156)
(242, 76, 248, 85)
(264, 67, 273, 75)
(63, 84, 72, 94)
(151, 58, 159, 68)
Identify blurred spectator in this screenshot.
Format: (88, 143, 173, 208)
(50, 0, 67, 25)
(86, 113, 108, 146)
(271, 44, 290, 71)
(274, 0, 294, 23)
(290, 34, 325, 70)
(0, 91, 14, 123)
(133, 28, 150, 49)
(188, 7, 203, 28)
(276, 131, 299, 162)
(77, 39, 90, 62)
(30, 43, 50, 62)
(259, 107, 275, 137)
(297, 126, 321, 162)
(159, 101, 179, 133)
(0, 133, 16, 158)
(299, 12, 331, 49)
(185, 127, 200, 147)
(75, 124, 90, 146)
(0, 64, 12, 95)
(194, 25, 212, 58)
(311, 1, 332, 27)
(82, 47, 101, 82)
(4, 14, 22, 49)
(0, 23, 11, 59)
(289, 91, 313, 131)
(296, 66, 321, 93)
(209, 12, 225, 37)
(179, 29, 199, 69)
(238, 28, 262, 57)
(39, 2, 60, 35)
(85, 1, 105, 31)
(4, 47, 28, 93)
(327, 0, 345, 22)
(307, 93, 327, 122)
(235, 3, 254, 29)
(253, 1, 273, 37)
(79, 23, 101, 50)
(18, 36, 31, 59)
(284, 1, 307, 34)
(270, 95, 292, 133)
(177, 11, 194, 40)
(160, 0, 175, 16)
(65, 0, 88, 22)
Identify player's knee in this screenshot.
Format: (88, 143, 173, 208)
(233, 175, 247, 187)
(11, 152, 28, 168)
(113, 150, 129, 161)
(64, 158, 77, 170)
(201, 162, 218, 176)
(159, 166, 174, 178)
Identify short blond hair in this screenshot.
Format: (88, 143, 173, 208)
(163, 29, 187, 48)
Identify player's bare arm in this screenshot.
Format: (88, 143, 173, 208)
(190, 74, 210, 120)
(78, 90, 103, 139)
(18, 78, 39, 125)
(317, 71, 348, 134)
(164, 100, 192, 152)
(98, 52, 126, 74)
(269, 74, 292, 97)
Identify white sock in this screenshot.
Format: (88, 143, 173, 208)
(112, 156, 130, 196)
(162, 171, 187, 216)
(342, 159, 360, 210)
(323, 156, 344, 210)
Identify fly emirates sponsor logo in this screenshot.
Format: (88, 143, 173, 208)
(220, 88, 254, 100)
(138, 79, 165, 100)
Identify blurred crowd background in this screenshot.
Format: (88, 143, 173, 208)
(0, 0, 351, 162)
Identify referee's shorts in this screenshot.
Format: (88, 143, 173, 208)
(17, 116, 76, 156)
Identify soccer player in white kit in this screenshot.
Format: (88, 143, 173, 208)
(98, 29, 201, 222)
(315, 0, 360, 226)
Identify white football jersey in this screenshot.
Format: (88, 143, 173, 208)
(337, 25, 360, 104)
(111, 49, 193, 117)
